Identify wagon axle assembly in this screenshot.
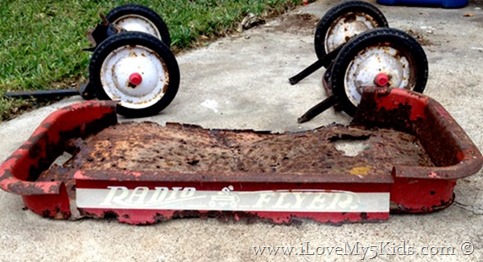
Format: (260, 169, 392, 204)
(290, 1, 428, 123)
(6, 2, 428, 124)
(6, 4, 179, 118)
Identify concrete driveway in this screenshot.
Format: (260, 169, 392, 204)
(0, 1, 481, 261)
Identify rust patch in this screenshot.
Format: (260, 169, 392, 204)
(36, 122, 433, 187)
(343, 14, 357, 23)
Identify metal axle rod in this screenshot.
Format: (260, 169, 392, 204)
(5, 89, 80, 100)
(288, 45, 342, 85)
(298, 95, 338, 123)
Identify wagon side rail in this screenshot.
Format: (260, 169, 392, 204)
(0, 101, 118, 196)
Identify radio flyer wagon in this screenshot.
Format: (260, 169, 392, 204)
(0, 88, 481, 225)
(0, 2, 480, 225)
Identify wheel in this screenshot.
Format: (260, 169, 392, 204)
(89, 32, 180, 118)
(314, 1, 388, 59)
(329, 28, 428, 116)
(106, 4, 171, 47)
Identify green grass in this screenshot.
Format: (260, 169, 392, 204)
(0, 0, 304, 121)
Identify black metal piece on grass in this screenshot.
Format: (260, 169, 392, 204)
(5, 89, 80, 100)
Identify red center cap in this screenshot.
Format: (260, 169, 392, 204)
(129, 73, 143, 86)
(374, 73, 389, 87)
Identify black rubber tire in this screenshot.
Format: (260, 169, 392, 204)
(106, 4, 171, 47)
(89, 32, 180, 118)
(314, 1, 388, 59)
(329, 28, 428, 116)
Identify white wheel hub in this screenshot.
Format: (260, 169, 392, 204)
(113, 15, 161, 39)
(101, 45, 168, 109)
(325, 13, 378, 53)
(344, 46, 410, 106)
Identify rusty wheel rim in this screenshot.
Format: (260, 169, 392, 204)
(112, 14, 162, 39)
(324, 12, 380, 54)
(343, 45, 412, 106)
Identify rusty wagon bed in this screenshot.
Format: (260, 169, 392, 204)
(0, 88, 481, 224)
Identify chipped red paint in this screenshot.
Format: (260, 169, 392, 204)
(0, 89, 481, 225)
(78, 209, 389, 225)
(0, 101, 118, 219)
(375, 88, 429, 122)
(356, 88, 483, 213)
(390, 177, 456, 213)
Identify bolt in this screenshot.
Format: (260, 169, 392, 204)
(129, 73, 143, 86)
(374, 73, 389, 87)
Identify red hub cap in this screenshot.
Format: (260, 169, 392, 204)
(374, 73, 389, 87)
(129, 73, 143, 86)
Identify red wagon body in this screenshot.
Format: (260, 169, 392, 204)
(0, 88, 481, 225)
